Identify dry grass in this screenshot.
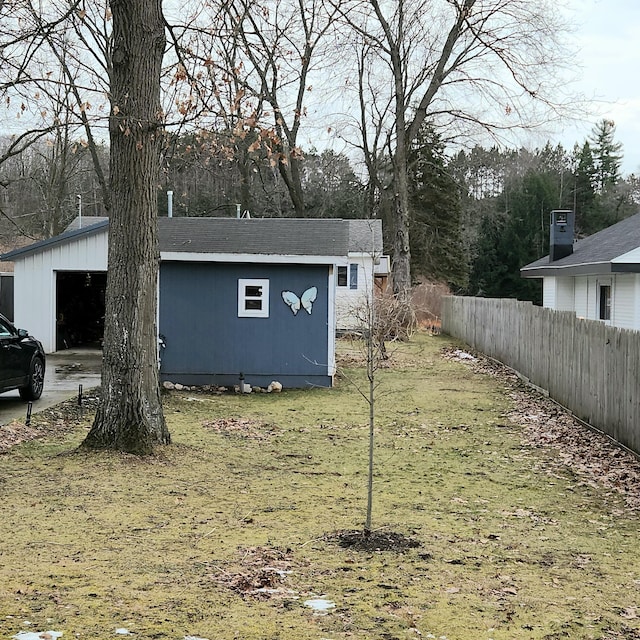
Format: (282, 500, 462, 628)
(1, 333, 639, 640)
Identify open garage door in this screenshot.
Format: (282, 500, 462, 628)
(56, 271, 107, 351)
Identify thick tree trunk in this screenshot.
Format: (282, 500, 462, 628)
(82, 0, 170, 455)
(277, 151, 305, 215)
(389, 28, 412, 297)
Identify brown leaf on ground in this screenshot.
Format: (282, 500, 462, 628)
(442, 346, 640, 512)
(202, 417, 277, 440)
(0, 393, 100, 452)
(208, 546, 297, 600)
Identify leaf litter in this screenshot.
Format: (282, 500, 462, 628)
(442, 345, 640, 512)
(208, 546, 298, 600)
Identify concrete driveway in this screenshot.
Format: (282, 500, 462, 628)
(0, 349, 102, 426)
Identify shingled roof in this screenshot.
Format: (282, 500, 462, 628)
(1, 216, 379, 262)
(157, 217, 349, 256)
(521, 212, 640, 277)
(347, 219, 383, 254)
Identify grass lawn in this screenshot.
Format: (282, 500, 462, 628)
(1, 333, 639, 640)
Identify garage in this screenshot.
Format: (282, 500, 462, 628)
(56, 271, 106, 350)
(0, 218, 109, 353)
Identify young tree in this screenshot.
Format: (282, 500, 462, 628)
(82, 0, 170, 454)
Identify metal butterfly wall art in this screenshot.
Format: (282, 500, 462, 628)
(281, 286, 317, 315)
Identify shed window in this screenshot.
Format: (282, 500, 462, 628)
(238, 279, 269, 318)
(349, 263, 358, 290)
(337, 266, 348, 287)
(599, 284, 611, 321)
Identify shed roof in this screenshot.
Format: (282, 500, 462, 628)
(347, 219, 383, 254)
(521, 212, 640, 277)
(0, 218, 109, 262)
(0, 216, 382, 262)
(157, 217, 350, 256)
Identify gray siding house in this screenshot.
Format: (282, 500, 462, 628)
(2, 216, 383, 388)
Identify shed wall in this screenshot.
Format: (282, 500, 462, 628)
(159, 261, 334, 387)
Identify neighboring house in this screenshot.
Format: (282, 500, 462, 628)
(2, 216, 384, 388)
(335, 219, 388, 332)
(521, 210, 640, 330)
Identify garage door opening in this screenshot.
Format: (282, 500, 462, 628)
(56, 271, 107, 351)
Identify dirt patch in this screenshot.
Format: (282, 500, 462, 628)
(326, 529, 422, 552)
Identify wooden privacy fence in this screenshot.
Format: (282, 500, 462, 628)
(442, 296, 640, 455)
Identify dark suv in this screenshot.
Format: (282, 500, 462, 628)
(0, 314, 45, 400)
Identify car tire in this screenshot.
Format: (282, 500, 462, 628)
(19, 356, 45, 401)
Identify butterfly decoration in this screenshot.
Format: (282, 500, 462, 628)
(281, 286, 318, 315)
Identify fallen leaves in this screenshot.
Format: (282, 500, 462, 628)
(201, 417, 277, 440)
(442, 346, 640, 513)
(208, 546, 297, 600)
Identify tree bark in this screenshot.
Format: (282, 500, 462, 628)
(392, 144, 412, 295)
(83, 0, 169, 455)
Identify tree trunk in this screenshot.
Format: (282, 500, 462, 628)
(392, 142, 412, 295)
(82, 0, 170, 455)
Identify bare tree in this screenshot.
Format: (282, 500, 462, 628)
(181, 0, 341, 216)
(339, 222, 415, 535)
(333, 0, 575, 295)
(0, 1, 111, 232)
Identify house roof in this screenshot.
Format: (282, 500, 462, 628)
(521, 212, 640, 277)
(347, 219, 383, 254)
(0, 216, 382, 262)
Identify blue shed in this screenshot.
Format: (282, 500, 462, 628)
(157, 217, 349, 388)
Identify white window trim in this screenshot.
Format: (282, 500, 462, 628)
(238, 278, 270, 318)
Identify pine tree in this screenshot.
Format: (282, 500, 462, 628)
(589, 119, 623, 193)
(407, 125, 468, 290)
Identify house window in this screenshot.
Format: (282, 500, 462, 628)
(337, 266, 348, 287)
(599, 284, 611, 321)
(349, 263, 358, 290)
(238, 279, 269, 318)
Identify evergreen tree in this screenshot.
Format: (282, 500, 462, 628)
(407, 126, 468, 290)
(301, 150, 365, 218)
(468, 168, 560, 303)
(571, 141, 597, 234)
(589, 119, 623, 193)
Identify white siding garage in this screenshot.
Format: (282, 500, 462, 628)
(11, 222, 108, 352)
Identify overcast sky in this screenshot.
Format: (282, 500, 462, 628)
(555, 0, 640, 176)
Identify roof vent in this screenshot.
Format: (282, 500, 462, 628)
(549, 210, 574, 262)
